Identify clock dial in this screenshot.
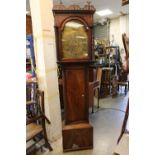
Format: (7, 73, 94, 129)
(62, 20, 88, 59)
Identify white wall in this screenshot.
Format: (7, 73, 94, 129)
(110, 15, 129, 49)
(110, 15, 129, 61)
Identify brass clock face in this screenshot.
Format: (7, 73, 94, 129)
(61, 20, 89, 59)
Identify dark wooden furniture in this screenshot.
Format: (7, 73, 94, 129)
(122, 0, 129, 6)
(113, 153, 120, 155)
(26, 15, 33, 35)
(117, 71, 129, 95)
(111, 75, 118, 97)
(53, 2, 95, 152)
(26, 89, 52, 154)
(89, 67, 102, 113)
(118, 33, 129, 95)
(122, 33, 129, 73)
(101, 67, 113, 97)
(117, 33, 129, 144)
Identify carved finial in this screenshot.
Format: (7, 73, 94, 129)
(53, 0, 95, 11)
(87, 1, 91, 6)
(84, 1, 95, 10)
(59, 0, 63, 4)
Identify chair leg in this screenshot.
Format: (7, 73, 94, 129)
(117, 85, 119, 91)
(44, 134, 53, 151)
(125, 85, 127, 95)
(43, 126, 53, 151)
(92, 104, 94, 113)
(97, 88, 100, 109)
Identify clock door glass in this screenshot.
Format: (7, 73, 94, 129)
(62, 20, 88, 59)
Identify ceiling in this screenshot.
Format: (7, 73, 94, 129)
(26, 0, 129, 22)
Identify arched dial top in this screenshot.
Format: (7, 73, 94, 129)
(61, 20, 89, 59)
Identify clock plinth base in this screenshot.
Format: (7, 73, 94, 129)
(62, 123, 93, 152)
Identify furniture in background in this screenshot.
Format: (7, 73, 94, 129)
(89, 67, 102, 113)
(117, 71, 129, 95)
(113, 33, 129, 155)
(117, 32, 129, 143)
(111, 75, 118, 97)
(93, 45, 121, 98)
(26, 83, 52, 154)
(117, 33, 129, 95)
(101, 67, 113, 97)
(95, 45, 121, 71)
(26, 80, 37, 102)
(117, 32, 129, 142)
(26, 35, 36, 78)
(122, 33, 129, 73)
(105, 46, 120, 69)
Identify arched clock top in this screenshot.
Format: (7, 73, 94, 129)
(53, 1, 95, 62)
(60, 17, 89, 32)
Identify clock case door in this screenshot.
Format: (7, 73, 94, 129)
(63, 64, 89, 125)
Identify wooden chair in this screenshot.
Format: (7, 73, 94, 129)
(117, 71, 129, 95)
(26, 81, 38, 118)
(113, 33, 129, 155)
(111, 75, 118, 97)
(117, 33, 129, 95)
(122, 33, 129, 73)
(101, 68, 113, 97)
(89, 67, 102, 113)
(26, 90, 52, 154)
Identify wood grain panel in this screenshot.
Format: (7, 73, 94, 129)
(26, 15, 33, 35)
(64, 66, 88, 124)
(63, 123, 93, 152)
(122, 0, 129, 6)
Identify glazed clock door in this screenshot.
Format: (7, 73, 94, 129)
(61, 20, 89, 60)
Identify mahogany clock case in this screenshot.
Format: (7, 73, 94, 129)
(53, 2, 96, 152)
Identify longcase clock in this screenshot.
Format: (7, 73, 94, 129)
(53, 1, 96, 152)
